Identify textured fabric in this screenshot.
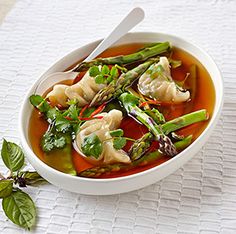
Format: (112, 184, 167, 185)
(0, 0, 235, 233)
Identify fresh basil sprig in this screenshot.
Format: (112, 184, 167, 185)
(0, 139, 46, 229)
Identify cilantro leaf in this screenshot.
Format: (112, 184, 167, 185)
(89, 66, 100, 77)
(46, 108, 60, 121)
(101, 65, 110, 75)
(110, 66, 119, 78)
(110, 129, 124, 137)
(113, 137, 127, 150)
(41, 132, 66, 152)
(65, 104, 79, 120)
(81, 134, 103, 159)
(95, 74, 105, 84)
(54, 116, 71, 133)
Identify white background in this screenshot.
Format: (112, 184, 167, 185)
(0, 0, 235, 233)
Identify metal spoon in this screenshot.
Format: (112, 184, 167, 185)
(39, 7, 145, 89)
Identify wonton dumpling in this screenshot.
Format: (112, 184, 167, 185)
(75, 110, 131, 165)
(138, 57, 190, 103)
(65, 71, 106, 107)
(46, 84, 69, 107)
(46, 70, 106, 107)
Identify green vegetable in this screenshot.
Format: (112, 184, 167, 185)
(29, 94, 50, 113)
(129, 133, 154, 161)
(81, 134, 103, 159)
(113, 137, 127, 150)
(145, 108, 165, 124)
(1, 139, 24, 172)
(2, 190, 36, 229)
(169, 59, 182, 68)
(42, 134, 76, 176)
(161, 109, 208, 135)
(0, 180, 13, 198)
(110, 129, 124, 137)
(73, 42, 171, 72)
(119, 93, 177, 157)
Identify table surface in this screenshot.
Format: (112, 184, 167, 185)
(0, 0, 235, 233)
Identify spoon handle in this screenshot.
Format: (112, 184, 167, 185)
(85, 7, 145, 62)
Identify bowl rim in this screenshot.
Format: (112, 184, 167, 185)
(19, 31, 224, 183)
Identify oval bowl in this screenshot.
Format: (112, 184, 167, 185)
(19, 32, 223, 195)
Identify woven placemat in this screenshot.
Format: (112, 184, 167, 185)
(0, 0, 235, 233)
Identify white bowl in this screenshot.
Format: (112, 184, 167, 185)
(19, 32, 223, 195)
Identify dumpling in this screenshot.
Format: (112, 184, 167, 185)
(46, 69, 106, 107)
(65, 71, 106, 107)
(46, 84, 69, 107)
(75, 110, 131, 165)
(138, 57, 190, 103)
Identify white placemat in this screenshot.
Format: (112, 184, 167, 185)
(0, 0, 235, 233)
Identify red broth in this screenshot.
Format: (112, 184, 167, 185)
(28, 43, 215, 178)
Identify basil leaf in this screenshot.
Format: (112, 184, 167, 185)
(17, 171, 46, 186)
(110, 129, 124, 137)
(89, 66, 100, 77)
(81, 134, 103, 159)
(1, 139, 24, 172)
(29, 95, 50, 113)
(113, 137, 127, 150)
(2, 190, 36, 229)
(0, 180, 13, 198)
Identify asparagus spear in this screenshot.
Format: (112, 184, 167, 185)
(79, 135, 192, 178)
(119, 93, 178, 157)
(161, 109, 208, 134)
(129, 132, 154, 161)
(130, 108, 208, 160)
(127, 87, 165, 124)
(73, 42, 171, 72)
(90, 59, 158, 106)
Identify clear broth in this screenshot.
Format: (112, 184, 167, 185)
(29, 43, 215, 178)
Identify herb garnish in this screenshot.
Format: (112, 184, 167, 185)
(0, 139, 45, 229)
(89, 64, 127, 85)
(81, 133, 103, 159)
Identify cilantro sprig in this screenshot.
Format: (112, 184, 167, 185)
(81, 133, 103, 159)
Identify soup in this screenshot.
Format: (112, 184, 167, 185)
(29, 42, 215, 178)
